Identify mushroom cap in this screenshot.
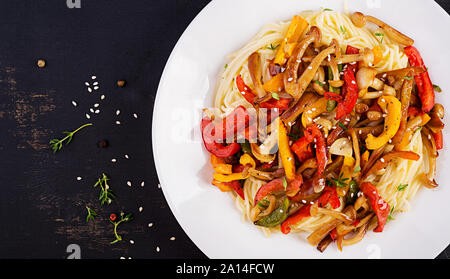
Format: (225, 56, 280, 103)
(356, 66, 378, 89)
(308, 26, 322, 49)
(351, 12, 366, 27)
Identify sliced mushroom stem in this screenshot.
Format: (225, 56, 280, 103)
(248, 52, 266, 98)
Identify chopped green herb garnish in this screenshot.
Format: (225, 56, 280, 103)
(397, 184, 408, 191)
(315, 80, 324, 87)
(224, 64, 228, 69)
(267, 43, 279, 51)
(375, 32, 384, 44)
(338, 122, 348, 130)
(387, 205, 395, 222)
(321, 7, 333, 11)
(353, 165, 361, 173)
(283, 177, 288, 190)
(433, 84, 442, 92)
(271, 92, 280, 100)
(258, 198, 270, 209)
(340, 26, 347, 35)
(331, 173, 349, 188)
(403, 76, 414, 80)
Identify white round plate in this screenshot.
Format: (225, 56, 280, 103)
(152, 0, 450, 258)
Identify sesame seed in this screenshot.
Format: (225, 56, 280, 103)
(133, 113, 138, 119)
(76, 177, 82, 181)
(87, 87, 92, 93)
(130, 240, 134, 244)
(72, 101, 77, 107)
(86, 113, 90, 119)
(310, 201, 314, 204)
(170, 237, 175, 241)
(139, 206, 143, 212)
(120, 257, 125, 259)
(351, 80, 356, 84)
(94, 86, 99, 90)
(148, 223, 153, 227)
(302, 200, 307, 204)
(116, 121, 121, 125)
(124, 154, 129, 159)
(101, 95, 105, 100)
(116, 110, 120, 115)
(158, 183, 161, 189)
(127, 181, 132, 187)
(288, 77, 293, 82)
(90, 108, 94, 113)
(91, 75, 97, 80)
(111, 159, 117, 162)
(380, 158, 385, 162)
(85, 82, 90, 86)
(308, 66, 313, 70)
(94, 103, 99, 107)
(95, 109, 100, 114)
(156, 247, 160, 252)
(93, 81, 98, 86)
(141, 181, 145, 187)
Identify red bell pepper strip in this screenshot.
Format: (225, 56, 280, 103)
(345, 45, 360, 72)
(291, 136, 314, 162)
(253, 175, 303, 206)
(317, 186, 340, 209)
(236, 75, 256, 104)
(404, 46, 434, 113)
(281, 204, 312, 234)
(236, 74, 291, 111)
(432, 130, 443, 150)
(260, 160, 277, 170)
(407, 106, 422, 118)
(329, 228, 337, 240)
(213, 106, 250, 141)
(335, 67, 358, 120)
(304, 124, 328, 176)
(228, 180, 245, 200)
(360, 182, 390, 233)
(201, 117, 241, 158)
(324, 92, 343, 102)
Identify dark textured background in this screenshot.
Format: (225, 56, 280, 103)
(0, 0, 448, 259)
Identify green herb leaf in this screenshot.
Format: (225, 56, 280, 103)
(397, 184, 408, 191)
(267, 43, 279, 51)
(387, 205, 395, 222)
(403, 76, 414, 80)
(110, 211, 133, 244)
(353, 165, 361, 173)
(85, 206, 97, 222)
(224, 64, 228, 69)
(331, 173, 349, 188)
(338, 122, 348, 130)
(271, 92, 280, 100)
(283, 177, 288, 190)
(433, 84, 442, 92)
(49, 123, 93, 153)
(314, 80, 324, 87)
(340, 26, 347, 35)
(94, 173, 115, 206)
(375, 32, 384, 44)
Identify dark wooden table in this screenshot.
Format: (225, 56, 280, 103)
(0, 0, 448, 259)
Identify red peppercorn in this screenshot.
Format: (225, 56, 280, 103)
(110, 213, 117, 221)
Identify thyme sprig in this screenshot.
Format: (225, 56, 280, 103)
(49, 123, 93, 153)
(85, 206, 97, 222)
(110, 211, 133, 244)
(331, 173, 349, 188)
(94, 173, 116, 205)
(267, 43, 279, 51)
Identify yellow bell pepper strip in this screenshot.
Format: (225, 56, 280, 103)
(212, 154, 256, 182)
(274, 15, 309, 65)
(365, 96, 401, 150)
(301, 97, 328, 128)
(278, 120, 296, 181)
(210, 154, 233, 174)
(262, 73, 285, 93)
(211, 179, 232, 192)
(336, 156, 355, 197)
(371, 45, 383, 65)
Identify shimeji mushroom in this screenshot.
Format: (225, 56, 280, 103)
(356, 66, 385, 98)
(350, 12, 414, 46)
